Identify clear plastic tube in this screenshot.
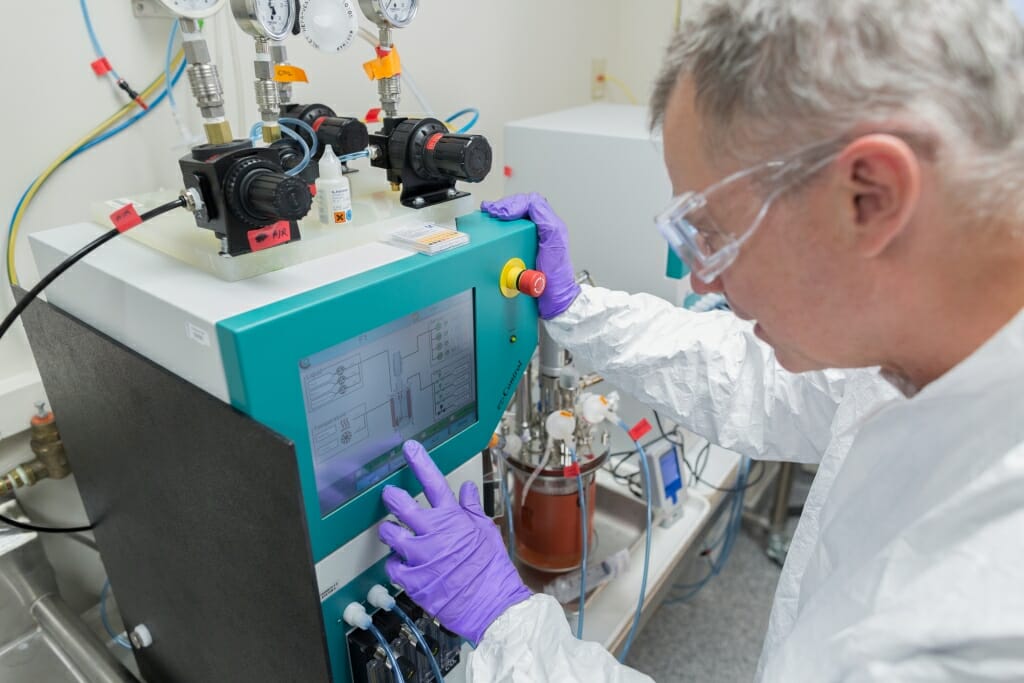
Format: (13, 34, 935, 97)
(400, 66, 434, 116)
(280, 117, 319, 158)
(391, 604, 444, 683)
(617, 419, 653, 663)
(498, 455, 516, 564)
(520, 449, 552, 503)
(165, 20, 198, 148)
(367, 623, 406, 683)
(543, 548, 631, 604)
(570, 446, 588, 639)
(250, 121, 311, 176)
(339, 150, 370, 163)
(99, 580, 131, 649)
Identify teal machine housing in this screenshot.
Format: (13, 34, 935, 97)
(217, 213, 539, 681)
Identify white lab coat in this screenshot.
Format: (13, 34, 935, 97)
(468, 285, 1024, 682)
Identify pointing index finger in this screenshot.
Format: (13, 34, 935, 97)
(403, 440, 456, 509)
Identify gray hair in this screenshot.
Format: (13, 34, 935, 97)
(651, 0, 1024, 224)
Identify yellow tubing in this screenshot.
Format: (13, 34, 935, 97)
(603, 74, 640, 105)
(6, 51, 184, 286)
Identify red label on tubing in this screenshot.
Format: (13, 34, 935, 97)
(109, 204, 143, 233)
(248, 221, 292, 252)
(90, 57, 112, 76)
(628, 419, 653, 441)
(563, 463, 581, 478)
(364, 108, 382, 124)
(425, 133, 444, 151)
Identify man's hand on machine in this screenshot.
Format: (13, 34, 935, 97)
(482, 193, 581, 319)
(378, 440, 532, 644)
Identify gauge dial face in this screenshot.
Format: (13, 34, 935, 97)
(358, 0, 418, 28)
(158, 0, 226, 18)
(301, 0, 359, 53)
(256, 0, 295, 38)
(232, 0, 295, 39)
(377, 0, 417, 27)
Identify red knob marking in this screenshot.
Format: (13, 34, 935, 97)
(517, 270, 546, 298)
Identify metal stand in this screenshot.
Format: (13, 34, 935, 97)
(765, 462, 796, 565)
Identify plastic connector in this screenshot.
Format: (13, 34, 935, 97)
(343, 602, 372, 630)
(367, 585, 396, 611)
(363, 46, 402, 80)
(545, 410, 576, 442)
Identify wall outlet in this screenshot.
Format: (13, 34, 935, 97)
(591, 58, 607, 101)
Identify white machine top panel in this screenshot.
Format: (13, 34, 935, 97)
(506, 103, 663, 144)
(31, 222, 416, 326)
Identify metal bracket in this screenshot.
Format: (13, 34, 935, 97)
(131, 0, 177, 18)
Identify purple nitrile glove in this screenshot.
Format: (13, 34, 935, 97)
(379, 441, 531, 644)
(480, 193, 581, 319)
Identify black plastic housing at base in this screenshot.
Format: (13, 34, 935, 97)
(16, 292, 332, 683)
(347, 592, 461, 683)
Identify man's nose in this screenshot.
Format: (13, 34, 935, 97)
(691, 273, 725, 295)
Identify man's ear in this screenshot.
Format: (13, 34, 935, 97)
(835, 134, 921, 257)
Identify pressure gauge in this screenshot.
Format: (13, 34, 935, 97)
(300, 0, 359, 53)
(358, 0, 418, 28)
(231, 0, 296, 40)
(157, 0, 227, 18)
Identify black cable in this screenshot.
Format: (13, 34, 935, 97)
(683, 455, 768, 493)
(0, 196, 187, 534)
(653, 409, 767, 492)
(2, 197, 185, 344)
(653, 411, 686, 448)
(694, 442, 711, 482)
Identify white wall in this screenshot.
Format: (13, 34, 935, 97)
(0, 0, 680, 612)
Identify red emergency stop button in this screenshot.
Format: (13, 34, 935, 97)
(517, 270, 546, 297)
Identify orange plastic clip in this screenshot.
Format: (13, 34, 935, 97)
(274, 64, 309, 83)
(363, 46, 402, 81)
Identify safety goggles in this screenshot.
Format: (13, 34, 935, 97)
(655, 141, 845, 283)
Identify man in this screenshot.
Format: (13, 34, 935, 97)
(378, 0, 1024, 679)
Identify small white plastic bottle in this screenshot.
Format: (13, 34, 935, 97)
(316, 145, 353, 226)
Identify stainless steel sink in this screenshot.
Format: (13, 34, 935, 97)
(0, 502, 139, 683)
(507, 481, 650, 609)
(1, 626, 91, 683)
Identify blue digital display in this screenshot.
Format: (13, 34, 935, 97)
(299, 290, 478, 516)
(660, 447, 683, 503)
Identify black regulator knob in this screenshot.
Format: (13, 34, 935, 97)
(281, 103, 336, 154)
(224, 157, 312, 226)
(313, 116, 370, 157)
(388, 118, 492, 184)
(422, 133, 492, 183)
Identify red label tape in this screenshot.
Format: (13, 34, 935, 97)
(248, 221, 292, 252)
(90, 57, 112, 76)
(628, 419, 653, 442)
(563, 463, 581, 478)
(109, 204, 143, 233)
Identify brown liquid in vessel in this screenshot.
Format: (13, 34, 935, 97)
(513, 477, 597, 572)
